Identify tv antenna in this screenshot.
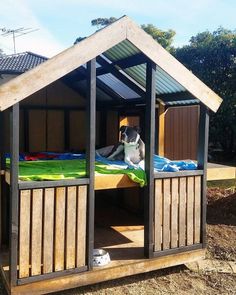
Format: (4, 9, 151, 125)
(0, 27, 39, 54)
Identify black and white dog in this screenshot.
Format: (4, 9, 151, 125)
(107, 126, 145, 168)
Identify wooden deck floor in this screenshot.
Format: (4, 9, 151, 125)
(207, 162, 236, 181)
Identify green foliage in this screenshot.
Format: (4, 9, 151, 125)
(174, 27, 236, 155)
(91, 17, 118, 29)
(89, 18, 176, 50)
(141, 24, 175, 50)
(74, 36, 86, 45)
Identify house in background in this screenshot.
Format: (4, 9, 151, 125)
(0, 52, 47, 85)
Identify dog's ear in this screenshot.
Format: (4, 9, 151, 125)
(119, 125, 126, 132)
(133, 126, 141, 134)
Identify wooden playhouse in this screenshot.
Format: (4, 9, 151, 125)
(0, 16, 222, 294)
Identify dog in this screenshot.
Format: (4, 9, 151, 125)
(107, 126, 145, 168)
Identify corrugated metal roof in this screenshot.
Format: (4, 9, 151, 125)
(98, 73, 140, 99)
(0, 52, 47, 73)
(104, 40, 186, 95)
(0, 41, 190, 105)
(74, 80, 114, 102)
(165, 99, 199, 106)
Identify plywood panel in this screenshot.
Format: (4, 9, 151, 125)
(43, 188, 55, 274)
(47, 80, 85, 107)
(107, 111, 118, 146)
(154, 179, 163, 251)
(55, 187, 66, 271)
(31, 189, 43, 276)
(66, 186, 77, 269)
(76, 186, 87, 267)
(171, 178, 178, 248)
(164, 105, 199, 160)
(19, 190, 31, 278)
(194, 176, 201, 244)
(28, 110, 46, 152)
(47, 110, 64, 152)
(70, 111, 86, 151)
(158, 104, 165, 156)
(187, 177, 194, 246)
(162, 179, 170, 250)
(19, 109, 25, 152)
(179, 177, 186, 247)
(119, 116, 140, 127)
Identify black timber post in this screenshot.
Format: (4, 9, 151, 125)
(144, 60, 156, 258)
(9, 103, 19, 286)
(197, 103, 209, 248)
(86, 59, 96, 270)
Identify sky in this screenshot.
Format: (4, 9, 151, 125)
(0, 0, 235, 58)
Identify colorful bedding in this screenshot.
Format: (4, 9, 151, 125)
(5, 152, 197, 187)
(5, 153, 147, 187)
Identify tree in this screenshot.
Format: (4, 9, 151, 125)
(89, 17, 175, 50)
(74, 36, 86, 45)
(91, 17, 118, 29)
(141, 24, 175, 51)
(74, 18, 118, 44)
(174, 28, 236, 157)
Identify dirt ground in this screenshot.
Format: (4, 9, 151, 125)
(55, 187, 236, 295)
(0, 187, 235, 295)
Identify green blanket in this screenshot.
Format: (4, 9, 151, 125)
(6, 159, 147, 187)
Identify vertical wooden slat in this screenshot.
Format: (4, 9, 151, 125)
(54, 187, 66, 271)
(194, 176, 201, 244)
(9, 103, 19, 286)
(66, 186, 77, 269)
(179, 177, 186, 247)
(154, 179, 163, 251)
(187, 177, 194, 246)
(43, 188, 55, 274)
(162, 179, 170, 250)
(31, 189, 43, 276)
(171, 178, 178, 248)
(19, 190, 31, 278)
(77, 186, 87, 267)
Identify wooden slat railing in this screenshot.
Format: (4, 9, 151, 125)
(154, 174, 201, 253)
(18, 185, 87, 280)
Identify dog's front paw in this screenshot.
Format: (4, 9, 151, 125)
(126, 163, 139, 170)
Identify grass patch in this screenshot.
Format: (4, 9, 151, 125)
(207, 179, 236, 189)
